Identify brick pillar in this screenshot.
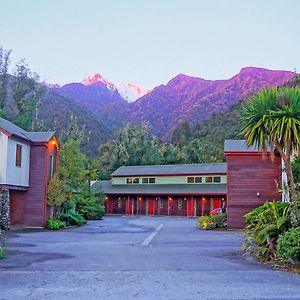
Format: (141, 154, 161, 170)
(0, 189, 10, 230)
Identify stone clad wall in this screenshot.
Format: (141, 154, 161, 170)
(0, 189, 10, 230)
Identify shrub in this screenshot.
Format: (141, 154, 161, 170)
(243, 200, 300, 261)
(210, 213, 227, 228)
(0, 246, 4, 259)
(198, 213, 227, 230)
(46, 219, 66, 230)
(75, 194, 105, 220)
(198, 215, 214, 230)
(277, 227, 300, 263)
(59, 211, 86, 226)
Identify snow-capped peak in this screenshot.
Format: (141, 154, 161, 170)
(81, 73, 115, 90)
(116, 83, 151, 102)
(81, 73, 151, 102)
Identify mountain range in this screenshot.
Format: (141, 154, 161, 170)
(50, 67, 296, 139)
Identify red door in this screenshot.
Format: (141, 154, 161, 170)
(212, 198, 221, 210)
(195, 197, 202, 216)
(187, 197, 194, 217)
(127, 197, 133, 214)
(147, 198, 155, 215)
(159, 197, 168, 215)
(107, 199, 113, 214)
(202, 198, 210, 215)
(132, 197, 137, 215)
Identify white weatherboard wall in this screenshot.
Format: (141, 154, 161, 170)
(5, 137, 30, 187)
(0, 133, 9, 184)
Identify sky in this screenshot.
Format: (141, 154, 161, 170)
(1, 0, 299, 88)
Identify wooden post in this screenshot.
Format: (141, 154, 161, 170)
(186, 197, 188, 217)
(158, 196, 160, 215)
(132, 196, 134, 215)
(192, 196, 196, 217)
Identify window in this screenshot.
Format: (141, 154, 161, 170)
(213, 176, 221, 183)
(49, 155, 54, 179)
(149, 178, 156, 184)
(127, 178, 141, 184)
(118, 198, 122, 208)
(187, 177, 195, 183)
(160, 200, 164, 208)
(205, 176, 213, 183)
(195, 177, 202, 183)
(133, 178, 139, 184)
(141, 177, 155, 184)
(15, 144, 22, 167)
(178, 199, 182, 209)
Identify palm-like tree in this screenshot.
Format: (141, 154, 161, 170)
(240, 87, 300, 227)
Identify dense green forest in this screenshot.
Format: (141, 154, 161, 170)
(94, 105, 242, 179)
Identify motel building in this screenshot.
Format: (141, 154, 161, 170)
(92, 140, 282, 229)
(92, 163, 227, 218)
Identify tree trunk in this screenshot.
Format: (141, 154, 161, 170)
(50, 205, 54, 219)
(285, 159, 299, 227)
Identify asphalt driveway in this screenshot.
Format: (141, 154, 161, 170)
(0, 216, 299, 299)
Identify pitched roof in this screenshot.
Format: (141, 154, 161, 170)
(224, 140, 272, 153)
(0, 117, 55, 143)
(23, 132, 56, 142)
(111, 163, 227, 177)
(91, 180, 227, 195)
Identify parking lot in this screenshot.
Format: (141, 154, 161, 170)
(1, 216, 299, 299)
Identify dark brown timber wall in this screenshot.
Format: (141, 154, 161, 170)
(226, 153, 281, 229)
(10, 141, 58, 227)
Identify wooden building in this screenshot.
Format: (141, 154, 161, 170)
(92, 140, 282, 229)
(92, 164, 227, 217)
(224, 140, 282, 229)
(0, 117, 59, 229)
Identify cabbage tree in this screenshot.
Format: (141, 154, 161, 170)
(240, 87, 300, 226)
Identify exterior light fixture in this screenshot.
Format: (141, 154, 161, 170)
(256, 192, 260, 197)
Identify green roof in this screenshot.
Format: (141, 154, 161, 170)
(91, 180, 227, 195)
(224, 140, 272, 153)
(111, 163, 227, 177)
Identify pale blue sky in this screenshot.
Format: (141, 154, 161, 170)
(1, 0, 299, 88)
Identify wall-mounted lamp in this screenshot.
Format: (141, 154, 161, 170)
(256, 192, 261, 197)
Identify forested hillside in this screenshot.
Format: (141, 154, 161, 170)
(0, 46, 113, 157)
